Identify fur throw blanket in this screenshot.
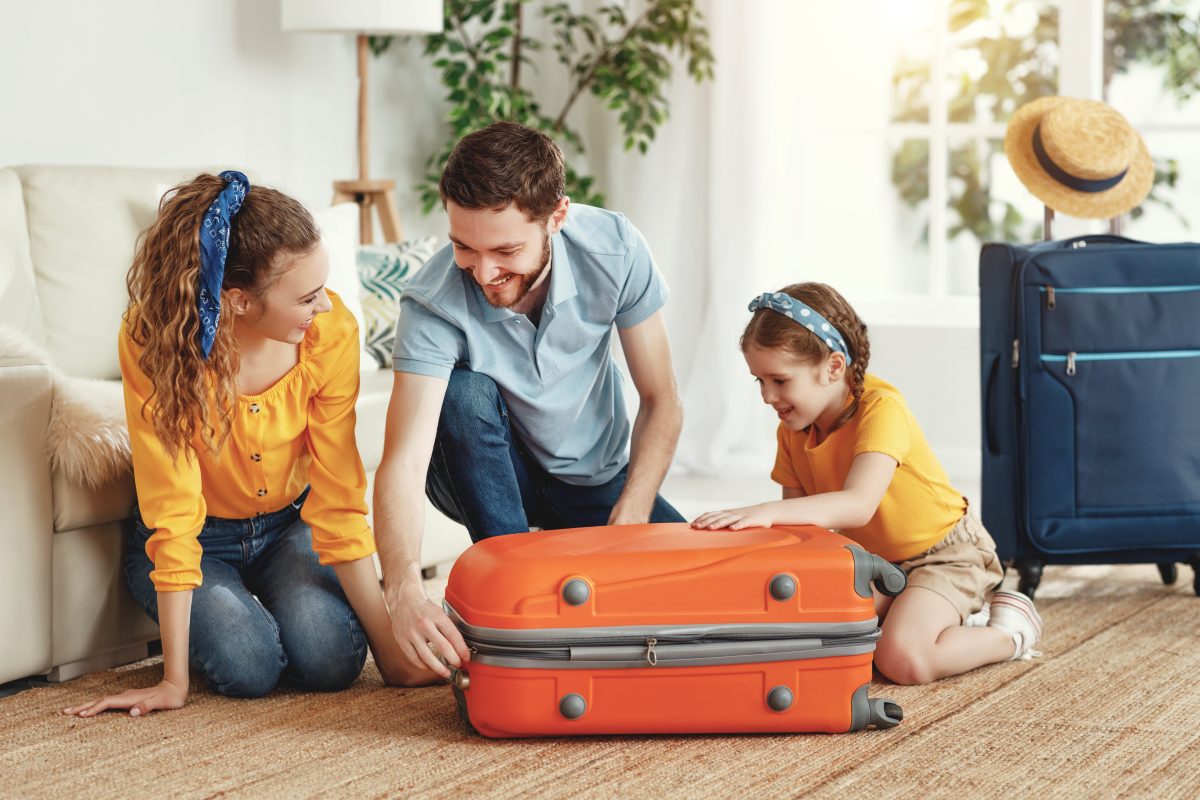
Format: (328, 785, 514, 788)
(0, 325, 131, 489)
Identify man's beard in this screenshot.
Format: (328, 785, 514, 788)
(482, 230, 551, 309)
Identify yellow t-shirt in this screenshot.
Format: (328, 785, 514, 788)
(119, 290, 376, 592)
(770, 373, 965, 562)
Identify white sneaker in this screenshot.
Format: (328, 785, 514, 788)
(987, 590, 1043, 661)
(964, 602, 990, 627)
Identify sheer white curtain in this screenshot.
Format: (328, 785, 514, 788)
(596, 1, 809, 479)
(671, 0, 804, 477)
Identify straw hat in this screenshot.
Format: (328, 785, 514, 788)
(1005, 96, 1153, 219)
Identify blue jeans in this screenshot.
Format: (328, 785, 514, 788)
(426, 368, 685, 542)
(124, 488, 367, 698)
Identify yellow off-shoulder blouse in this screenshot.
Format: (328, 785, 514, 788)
(119, 290, 375, 592)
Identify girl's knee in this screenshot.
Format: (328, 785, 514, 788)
(874, 639, 936, 686)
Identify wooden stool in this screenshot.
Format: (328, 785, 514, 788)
(333, 179, 403, 244)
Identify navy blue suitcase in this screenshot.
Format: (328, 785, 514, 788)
(980, 234, 1200, 598)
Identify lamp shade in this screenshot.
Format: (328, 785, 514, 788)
(281, 0, 443, 34)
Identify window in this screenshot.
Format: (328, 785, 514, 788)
(783, 0, 1195, 325)
(1106, 0, 1200, 243)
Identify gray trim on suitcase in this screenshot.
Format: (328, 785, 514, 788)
(469, 641, 878, 670)
(850, 684, 870, 731)
(444, 602, 879, 644)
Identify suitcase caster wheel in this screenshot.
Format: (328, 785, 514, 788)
(870, 555, 907, 596)
(452, 681, 478, 735)
(868, 698, 903, 729)
(1016, 559, 1043, 599)
(1157, 562, 1178, 586)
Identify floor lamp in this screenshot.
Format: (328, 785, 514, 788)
(282, 0, 444, 244)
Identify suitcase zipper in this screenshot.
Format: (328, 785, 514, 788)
(461, 632, 881, 662)
(1042, 349, 1200, 378)
(1041, 284, 1200, 296)
(1040, 283, 1200, 313)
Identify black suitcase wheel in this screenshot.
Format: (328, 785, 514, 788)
(1015, 559, 1044, 600)
(1157, 562, 1178, 586)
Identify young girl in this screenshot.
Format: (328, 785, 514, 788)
(693, 282, 1042, 685)
(64, 172, 439, 718)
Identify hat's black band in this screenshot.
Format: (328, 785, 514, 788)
(1033, 124, 1129, 193)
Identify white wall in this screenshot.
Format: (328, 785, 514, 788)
(1, 0, 401, 228)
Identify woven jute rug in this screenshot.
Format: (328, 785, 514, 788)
(3, 564, 1198, 799)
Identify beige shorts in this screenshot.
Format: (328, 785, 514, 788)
(898, 511, 1005, 623)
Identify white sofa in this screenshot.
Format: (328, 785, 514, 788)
(0, 165, 470, 685)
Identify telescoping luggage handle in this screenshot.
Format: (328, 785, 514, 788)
(1044, 205, 1134, 240)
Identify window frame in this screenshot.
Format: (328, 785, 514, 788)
(856, 0, 1106, 327)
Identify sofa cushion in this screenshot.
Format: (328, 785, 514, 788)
(0, 169, 44, 343)
(15, 165, 209, 380)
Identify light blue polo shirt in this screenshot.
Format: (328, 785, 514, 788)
(392, 204, 669, 486)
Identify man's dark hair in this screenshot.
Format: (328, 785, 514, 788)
(439, 122, 566, 222)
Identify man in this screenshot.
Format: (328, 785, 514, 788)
(373, 122, 685, 681)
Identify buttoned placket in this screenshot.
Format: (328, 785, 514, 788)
(533, 304, 559, 380)
(508, 315, 543, 379)
(247, 400, 269, 516)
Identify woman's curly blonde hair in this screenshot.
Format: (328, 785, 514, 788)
(741, 282, 870, 435)
(124, 173, 319, 460)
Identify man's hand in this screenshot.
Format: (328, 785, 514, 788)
(375, 654, 445, 688)
(607, 497, 653, 526)
(691, 502, 778, 531)
(61, 678, 188, 718)
(386, 579, 471, 679)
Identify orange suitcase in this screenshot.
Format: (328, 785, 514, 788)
(445, 522, 906, 737)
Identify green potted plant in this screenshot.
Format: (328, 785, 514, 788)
(373, 0, 715, 213)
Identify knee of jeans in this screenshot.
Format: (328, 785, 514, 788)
(441, 368, 503, 433)
(286, 644, 366, 692)
(200, 636, 287, 698)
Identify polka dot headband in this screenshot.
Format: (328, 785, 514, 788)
(747, 292, 853, 365)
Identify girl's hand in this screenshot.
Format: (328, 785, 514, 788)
(691, 503, 776, 531)
(61, 678, 188, 718)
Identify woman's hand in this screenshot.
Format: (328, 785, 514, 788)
(61, 678, 188, 718)
(691, 503, 778, 531)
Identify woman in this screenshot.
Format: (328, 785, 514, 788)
(64, 172, 435, 718)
